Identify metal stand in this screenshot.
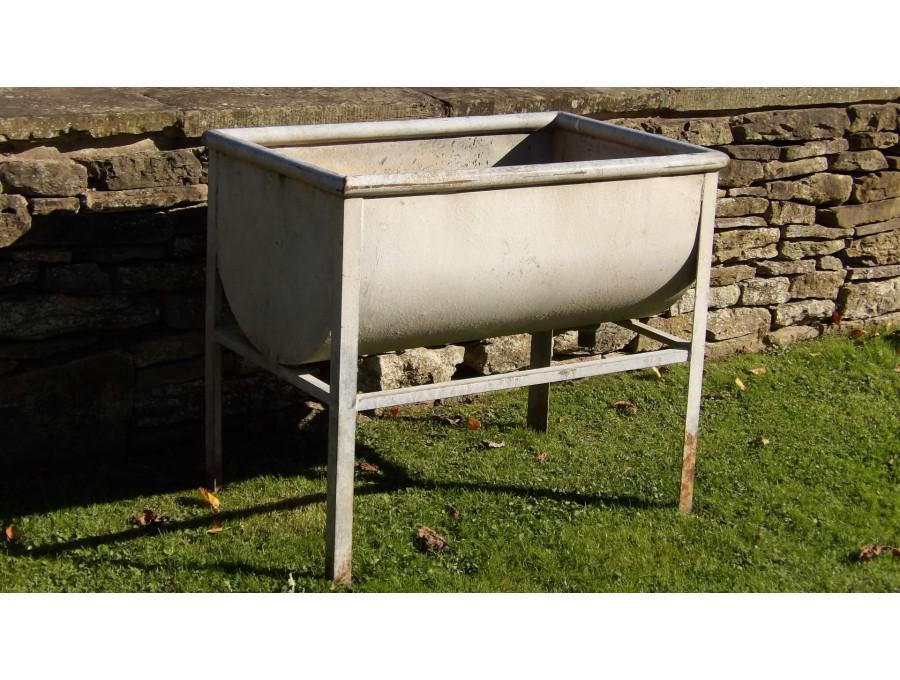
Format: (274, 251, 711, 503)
(205, 172, 719, 584)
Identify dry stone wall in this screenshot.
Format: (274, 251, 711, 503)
(1, 89, 898, 462)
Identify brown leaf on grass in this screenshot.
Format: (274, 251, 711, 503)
(386, 406, 401, 418)
(894, 366, 900, 372)
(357, 460, 382, 475)
(650, 366, 662, 379)
(466, 417, 481, 430)
(613, 400, 637, 415)
(734, 378, 747, 391)
(4, 524, 21, 542)
(857, 544, 900, 562)
(482, 440, 506, 449)
(434, 415, 462, 426)
(198, 487, 220, 511)
(534, 452, 549, 462)
(831, 310, 842, 327)
(130, 508, 170, 528)
(207, 519, 225, 535)
(749, 367, 767, 376)
(754, 436, 770, 446)
(448, 505, 461, 520)
(849, 329, 865, 338)
(808, 352, 822, 357)
(415, 526, 448, 553)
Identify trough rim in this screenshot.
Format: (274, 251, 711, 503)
(202, 111, 729, 198)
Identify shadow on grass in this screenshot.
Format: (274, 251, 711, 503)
(4, 437, 670, 567)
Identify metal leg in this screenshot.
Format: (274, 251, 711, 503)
(205, 151, 223, 491)
(679, 172, 718, 513)
(325, 198, 363, 585)
(526, 330, 554, 431)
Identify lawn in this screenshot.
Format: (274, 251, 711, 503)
(1, 329, 898, 592)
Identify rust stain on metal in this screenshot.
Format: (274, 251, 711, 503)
(679, 431, 697, 513)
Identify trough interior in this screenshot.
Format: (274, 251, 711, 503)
(272, 125, 659, 176)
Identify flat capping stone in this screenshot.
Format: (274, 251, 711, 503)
(2, 87, 900, 143)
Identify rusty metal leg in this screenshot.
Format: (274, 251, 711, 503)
(325, 198, 363, 585)
(204, 151, 224, 491)
(679, 172, 718, 513)
(527, 330, 554, 432)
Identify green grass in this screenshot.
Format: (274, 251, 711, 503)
(1, 330, 898, 592)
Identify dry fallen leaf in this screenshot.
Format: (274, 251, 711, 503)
(198, 487, 221, 511)
(735, 378, 747, 391)
(415, 526, 448, 553)
(808, 352, 822, 357)
(386, 406, 401, 418)
(534, 452, 549, 462)
(849, 329, 865, 338)
(831, 310, 842, 327)
(357, 460, 382, 475)
(613, 400, 637, 416)
(482, 440, 506, 449)
(749, 367, 767, 376)
(4, 524, 21, 542)
(894, 366, 900, 372)
(435, 415, 462, 426)
(754, 436, 770, 446)
(857, 544, 900, 562)
(650, 366, 662, 379)
(448, 505, 461, 520)
(207, 519, 225, 535)
(130, 508, 169, 529)
(466, 417, 481, 430)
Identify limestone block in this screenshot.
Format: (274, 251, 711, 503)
(772, 299, 835, 327)
(713, 228, 780, 263)
(849, 131, 899, 150)
(780, 138, 849, 161)
(856, 218, 900, 236)
(77, 149, 204, 190)
(706, 307, 771, 341)
(766, 325, 820, 347)
(644, 117, 734, 145)
(783, 224, 853, 239)
(766, 201, 816, 225)
(740, 277, 790, 305)
(848, 103, 899, 133)
(705, 334, 766, 359)
(716, 197, 768, 217)
(127, 331, 205, 368)
(0, 294, 159, 340)
(669, 284, 740, 315)
(28, 196, 80, 215)
(716, 216, 768, 230)
(851, 172, 900, 203)
(727, 187, 768, 197)
(817, 256, 845, 271)
(710, 264, 755, 286)
(838, 279, 900, 319)
(734, 108, 849, 142)
(0, 193, 31, 247)
(0, 159, 87, 197)
(764, 157, 828, 181)
(631, 315, 694, 352)
(846, 264, 900, 281)
(789, 271, 845, 299)
(578, 323, 637, 354)
(719, 144, 781, 161)
(718, 160, 764, 188)
(766, 173, 853, 205)
(780, 239, 846, 260)
(81, 185, 207, 212)
(830, 151, 888, 172)
(843, 230, 900, 265)
(818, 197, 900, 228)
(756, 259, 816, 276)
(463, 334, 531, 375)
(359, 345, 465, 390)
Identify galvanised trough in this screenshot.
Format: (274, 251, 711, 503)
(202, 112, 729, 584)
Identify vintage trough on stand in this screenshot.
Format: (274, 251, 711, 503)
(202, 112, 729, 584)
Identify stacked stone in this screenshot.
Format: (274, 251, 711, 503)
(2, 94, 899, 454)
(0, 138, 303, 458)
(366, 103, 900, 388)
